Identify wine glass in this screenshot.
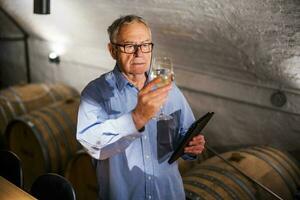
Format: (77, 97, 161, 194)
(150, 56, 174, 120)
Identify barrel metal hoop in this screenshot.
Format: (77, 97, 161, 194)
(183, 180, 222, 200)
(0, 96, 17, 117)
(0, 105, 8, 125)
(42, 108, 73, 162)
(51, 106, 74, 131)
(18, 116, 51, 172)
(263, 146, 300, 179)
(239, 149, 296, 195)
(8, 87, 27, 113)
(196, 165, 256, 200)
(185, 172, 240, 200)
(252, 146, 300, 187)
(52, 85, 64, 100)
(52, 106, 81, 149)
(41, 84, 57, 102)
(30, 112, 62, 172)
(48, 84, 64, 101)
(184, 187, 205, 200)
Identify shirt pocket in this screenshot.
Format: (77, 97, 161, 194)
(157, 110, 181, 162)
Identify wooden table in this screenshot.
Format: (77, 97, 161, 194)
(0, 176, 37, 200)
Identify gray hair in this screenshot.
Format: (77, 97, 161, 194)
(107, 15, 151, 43)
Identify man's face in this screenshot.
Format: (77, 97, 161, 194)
(109, 22, 152, 76)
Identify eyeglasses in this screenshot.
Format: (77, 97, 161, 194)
(112, 43, 154, 54)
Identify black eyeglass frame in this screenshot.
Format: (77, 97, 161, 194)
(112, 42, 154, 54)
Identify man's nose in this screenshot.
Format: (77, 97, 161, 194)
(133, 46, 143, 57)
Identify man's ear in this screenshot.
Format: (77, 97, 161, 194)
(108, 43, 117, 60)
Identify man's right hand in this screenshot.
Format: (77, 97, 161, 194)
(132, 77, 172, 130)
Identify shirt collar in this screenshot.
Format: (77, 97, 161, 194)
(113, 64, 150, 91)
(113, 64, 132, 91)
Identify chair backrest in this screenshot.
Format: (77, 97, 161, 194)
(30, 173, 76, 200)
(0, 150, 23, 188)
(295, 186, 300, 200)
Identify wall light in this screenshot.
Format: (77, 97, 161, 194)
(48, 52, 60, 64)
(34, 0, 50, 14)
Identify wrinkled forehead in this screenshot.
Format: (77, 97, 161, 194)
(116, 22, 152, 43)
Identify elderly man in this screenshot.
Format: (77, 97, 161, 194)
(76, 15, 205, 200)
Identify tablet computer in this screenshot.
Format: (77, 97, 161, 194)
(168, 112, 214, 164)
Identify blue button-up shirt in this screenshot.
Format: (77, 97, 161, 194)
(77, 65, 195, 200)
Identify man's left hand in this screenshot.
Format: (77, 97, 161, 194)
(184, 135, 205, 155)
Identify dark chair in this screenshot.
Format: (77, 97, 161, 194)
(0, 150, 23, 188)
(295, 186, 300, 200)
(30, 173, 76, 200)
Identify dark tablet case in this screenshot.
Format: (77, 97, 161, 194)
(168, 112, 214, 164)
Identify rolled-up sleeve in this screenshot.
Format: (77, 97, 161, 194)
(76, 99, 141, 160)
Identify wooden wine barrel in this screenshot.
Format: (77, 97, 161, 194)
(179, 148, 212, 175)
(5, 98, 82, 190)
(64, 150, 98, 200)
(0, 83, 79, 149)
(183, 146, 300, 200)
(179, 158, 197, 175)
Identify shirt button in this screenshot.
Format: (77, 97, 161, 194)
(148, 195, 152, 199)
(148, 176, 151, 180)
(144, 136, 147, 140)
(146, 155, 150, 159)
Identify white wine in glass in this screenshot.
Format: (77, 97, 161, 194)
(151, 56, 174, 120)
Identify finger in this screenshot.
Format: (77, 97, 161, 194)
(184, 149, 203, 154)
(185, 149, 203, 154)
(140, 90, 169, 107)
(192, 135, 204, 141)
(142, 77, 173, 95)
(189, 137, 205, 146)
(195, 134, 204, 139)
(185, 145, 204, 152)
(148, 86, 171, 99)
(140, 77, 163, 94)
(149, 96, 168, 106)
(189, 141, 204, 146)
(141, 84, 171, 102)
(184, 146, 204, 154)
(148, 95, 169, 110)
(185, 144, 204, 150)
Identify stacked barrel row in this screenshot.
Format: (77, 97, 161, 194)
(0, 83, 78, 148)
(183, 146, 300, 200)
(0, 83, 98, 200)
